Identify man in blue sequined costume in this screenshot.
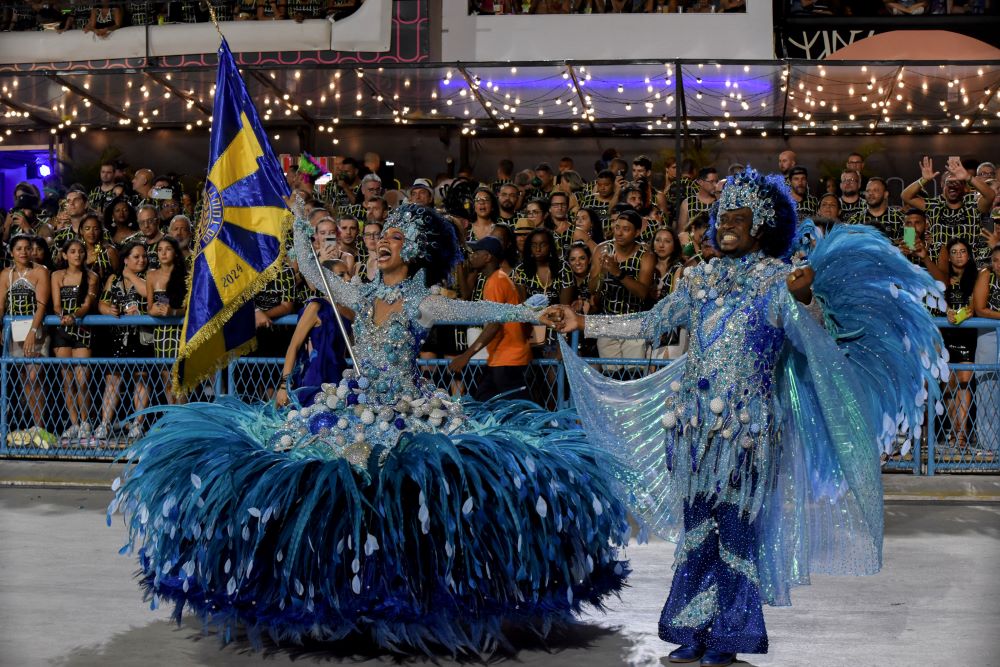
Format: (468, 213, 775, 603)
(543, 168, 946, 667)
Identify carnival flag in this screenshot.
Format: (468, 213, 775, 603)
(172, 39, 291, 395)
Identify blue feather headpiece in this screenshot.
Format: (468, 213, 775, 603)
(710, 166, 798, 259)
(386, 203, 462, 287)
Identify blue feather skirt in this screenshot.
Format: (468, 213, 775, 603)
(109, 398, 631, 655)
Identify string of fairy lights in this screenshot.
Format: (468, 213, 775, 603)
(1, 62, 998, 145)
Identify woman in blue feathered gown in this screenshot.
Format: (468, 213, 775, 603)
(109, 204, 631, 655)
(541, 168, 947, 667)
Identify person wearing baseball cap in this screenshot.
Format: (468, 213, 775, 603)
(408, 178, 434, 207)
(448, 235, 530, 400)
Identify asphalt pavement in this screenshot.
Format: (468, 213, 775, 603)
(1, 485, 998, 667)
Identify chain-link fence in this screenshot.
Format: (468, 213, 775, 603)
(2, 315, 998, 474)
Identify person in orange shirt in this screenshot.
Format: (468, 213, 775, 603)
(449, 236, 531, 400)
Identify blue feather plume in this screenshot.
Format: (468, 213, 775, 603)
(807, 224, 947, 456)
(110, 397, 631, 656)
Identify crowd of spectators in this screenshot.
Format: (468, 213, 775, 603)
(1, 146, 999, 450)
(788, 0, 995, 16)
(0, 0, 363, 32)
(469, 0, 745, 14)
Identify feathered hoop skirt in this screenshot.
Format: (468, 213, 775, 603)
(109, 397, 631, 655)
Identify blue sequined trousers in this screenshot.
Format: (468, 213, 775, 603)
(659, 495, 768, 654)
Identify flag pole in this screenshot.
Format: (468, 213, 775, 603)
(306, 240, 362, 377)
(203, 0, 225, 38)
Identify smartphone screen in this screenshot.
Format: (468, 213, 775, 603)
(903, 226, 916, 249)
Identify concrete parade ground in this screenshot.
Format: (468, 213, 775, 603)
(0, 467, 998, 667)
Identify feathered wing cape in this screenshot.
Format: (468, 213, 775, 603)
(561, 225, 945, 606)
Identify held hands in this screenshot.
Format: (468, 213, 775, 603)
(539, 305, 582, 333)
(786, 265, 815, 303)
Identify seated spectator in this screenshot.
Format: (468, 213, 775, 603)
(449, 237, 531, 401)
(51, 238, 99, 443)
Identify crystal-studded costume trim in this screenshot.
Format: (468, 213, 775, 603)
(671, 585, 718, 628)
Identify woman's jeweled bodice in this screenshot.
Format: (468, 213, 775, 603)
(348, 277, 438, 408)
(280, 217, 539, 467)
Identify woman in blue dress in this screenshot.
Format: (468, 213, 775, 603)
(110, 204, 631, 655)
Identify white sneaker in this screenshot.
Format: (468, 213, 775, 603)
(127, 421, 144, 440)
(94, 422, 111, 440)
(61, 424, 80, 440)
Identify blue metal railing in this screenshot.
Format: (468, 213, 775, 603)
(2, 314, 998, 472)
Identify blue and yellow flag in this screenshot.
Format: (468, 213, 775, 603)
(173, 39, 291, 395)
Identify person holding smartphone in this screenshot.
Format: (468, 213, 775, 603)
(896, 208, 938, 274)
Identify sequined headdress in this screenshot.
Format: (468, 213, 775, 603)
(711, 166, 798, 259)
(386, 203, 462, 287)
